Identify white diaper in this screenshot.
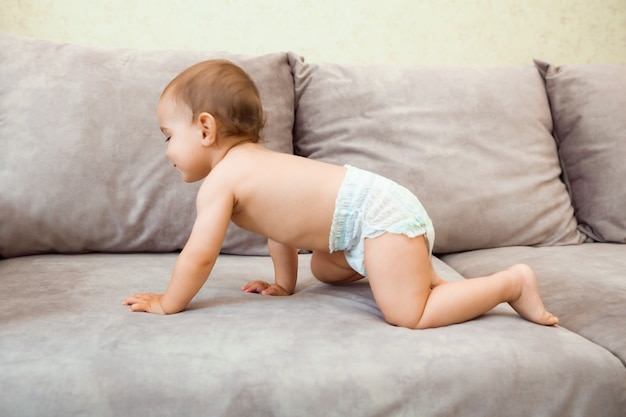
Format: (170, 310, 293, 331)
(328, 165, 434, 276)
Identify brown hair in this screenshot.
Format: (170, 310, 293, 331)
(162, 60, 265, 142)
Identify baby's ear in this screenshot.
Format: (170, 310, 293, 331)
(198, 112, 217, 144)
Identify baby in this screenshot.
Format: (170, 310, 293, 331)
(124, 60, 559, 329)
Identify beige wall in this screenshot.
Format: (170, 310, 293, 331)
(2, 0, 625, 64)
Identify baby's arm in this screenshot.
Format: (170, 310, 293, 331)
(124, 184, 233, 314)
(242, 239, 298, 296)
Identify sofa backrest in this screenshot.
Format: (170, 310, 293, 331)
(535, 60, 626, 244)
(0, 33, 294, 258)
(3, 34, 623, 258)
(289, 53, 585, 253)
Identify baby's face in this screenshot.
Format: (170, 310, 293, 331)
(157, 96, 207, 183)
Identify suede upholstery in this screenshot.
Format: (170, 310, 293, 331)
(1, 254, 625, 417)
(1, 33, 625, 417)
(290, 54, 584, 254)
(535, 60, 626, 243)
(442, 244, 626, 365)
(0, 32, 294, 257)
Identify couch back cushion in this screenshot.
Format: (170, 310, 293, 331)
(535, 61, 626, 243)
(0, 33, 294, 257)
(290, 54, 584, 254)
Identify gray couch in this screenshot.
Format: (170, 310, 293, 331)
(1, 32, 625, 417)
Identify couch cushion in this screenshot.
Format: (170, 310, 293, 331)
(1, 254, 625, 416)
(290, 54, 584, 254)
(0, 32, 294, 257)
(535, 61, 626, 243)
(442, 244, 626, 366)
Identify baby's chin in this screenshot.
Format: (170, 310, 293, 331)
(174, 165, 210, 183)
(179, 173, 205, 183)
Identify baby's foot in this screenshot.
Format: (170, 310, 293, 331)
(507, 264, 559, 326)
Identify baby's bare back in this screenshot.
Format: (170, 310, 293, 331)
(207, 144, 347, 252)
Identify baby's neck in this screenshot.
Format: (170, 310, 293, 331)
(220, 137, 254, 158)
(214, 138, 260, 165)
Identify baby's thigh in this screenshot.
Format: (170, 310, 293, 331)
(310, 250, 363, 284)
(364, 234, 432, 327)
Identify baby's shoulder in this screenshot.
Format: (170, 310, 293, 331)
(196, 163, 239, 202)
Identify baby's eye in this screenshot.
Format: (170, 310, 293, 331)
(165, 137, 171, 143)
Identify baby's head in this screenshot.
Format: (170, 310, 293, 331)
(161, 60, 265, 142)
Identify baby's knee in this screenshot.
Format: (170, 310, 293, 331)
(311, 251, 361, 284)
(383, 314, 422, 329)
(384, 313, 435, 330)
(310, 251, 332, 282)
(373, 284, 431, 329)
(378, 302, 426, 329)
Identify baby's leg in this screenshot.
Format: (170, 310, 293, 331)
(430, 269, 448, 289)
(311, 250, 364, 284)
(364, 234, 558, 329)
(503, 264, 559, 326)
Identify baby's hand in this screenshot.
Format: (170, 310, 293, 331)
(123, 293, 166, 314)
(242, 280, 290, 296)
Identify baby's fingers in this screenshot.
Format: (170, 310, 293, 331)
(261, 284, 290, 296)
(242, 280, 270, 293)
(261, 287, 279, 295)
(123, 293, 164, 314)
(123, 293, 150, 305)
(128, 301, 150, 312)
